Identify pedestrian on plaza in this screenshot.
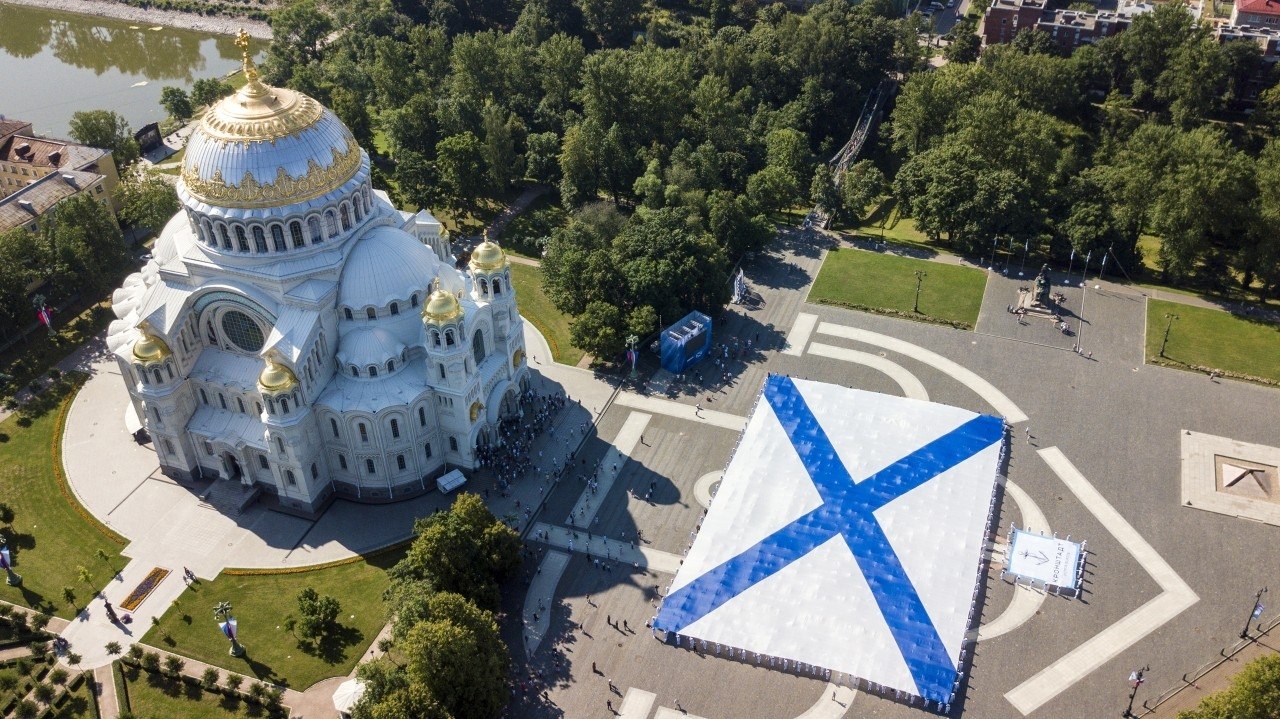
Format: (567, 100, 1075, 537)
(695, 403, 702, 417)
(608, 699, 613, 712)
(1024, 426, 1032, 443)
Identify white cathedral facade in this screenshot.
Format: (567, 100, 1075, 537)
(105, 45, 529, 516)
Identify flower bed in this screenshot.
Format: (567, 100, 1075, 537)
(120, 568, 170, 611)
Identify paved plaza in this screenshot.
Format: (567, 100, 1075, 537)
(44, 225, 1280, 717)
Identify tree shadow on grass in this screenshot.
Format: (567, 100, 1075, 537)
(219, 692, 243, 713)
(298, 623, 365, 666)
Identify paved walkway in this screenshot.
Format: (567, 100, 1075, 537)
(483, 184, 551, 242)
(92, 665, 119, 719)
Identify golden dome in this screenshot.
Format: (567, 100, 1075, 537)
(258, 353, 299, 393)
(422, 287, 464, 324)
(132, 322, 171, 363)
(203, 30, 325, 144)
(469, 241, 508, 271)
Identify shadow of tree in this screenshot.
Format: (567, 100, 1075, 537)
(298, 622, 365, 666)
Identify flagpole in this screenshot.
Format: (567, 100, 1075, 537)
(1066, 248, 1075, 286)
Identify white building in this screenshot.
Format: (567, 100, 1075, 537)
(105, 40, 529, 516)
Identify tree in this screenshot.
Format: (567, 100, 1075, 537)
(579, 0, 644, 46)
(104, 641, 122, 655)
(296, 587, 342, 640)
(163, 655, 184, 676)
(398, 593, 508, 719)
(809, 164, 840, 217)
(0, 229, 41, 336)
(201, 667, 221, 690)
(707, 191, 772, 257)
(190, 77, 236, 108)
(34, 683, 54, 704)
(1247, 138, 1280, 299)
(559, 121, 602, 208)
(14, 699, 37, 719)
(390, 493, 520, 610)
(435, 132, 488, 207)
(159, 87, 193, 122)
(570, 301, 625, 358)
(747, 165, 800, 213)
(944, 18, 981, 64)
(265, 0, 334, 86)
(42, 194, 128, 299)
(525, 131, 561, 184)
(116, 172, 179, 231)
(1179, 654, 1280, 719)
(481, 102, 524, 191)
(68, 110, 139, 168)
(225, 674, 244, 692)
(839, 160, 884, 222)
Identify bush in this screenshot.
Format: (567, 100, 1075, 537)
(201, 667, 220, 690)
(140, 652, 160, 673)
(163, 655, 184, 676)
(49, 668, 68, 685)
(225, 674, 243, 692)
(0, 670, 18, 692)
(127, 645, 143, 660)
(33, 682, 54, 703)
(14, 698, 37, 719)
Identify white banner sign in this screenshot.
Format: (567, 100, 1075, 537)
(1007, 529, 1082, 589)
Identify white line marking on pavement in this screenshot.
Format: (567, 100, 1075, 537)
(569, 412, 651, 527)
(784, 312, 819, 356)
(1003, 448, 1199, 715)
(618, 688, 657, 719)
(523, 550, 570, 657)
(970, 480, 1048, 642)
(614, 393, 747, 432)
(797, 684, 856, 718)
(531, 522, 684, 574)
(807, 342, 929, 401)
(814, 323, 1029, 423)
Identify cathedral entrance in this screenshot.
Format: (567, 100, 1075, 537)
(499, 387, 521, 420)
(222, 452, 243, 481)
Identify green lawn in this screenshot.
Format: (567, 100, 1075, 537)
(810, 247, 988, 329)
(122, 667, 244, 719)
(50, 673, 96, 719)
(510, 263, 585, 366)
(500, 194, 566, 259)
(143, 550, 403, 691)
(1146, 299, 1280, 383)
(0, 376, 126, 619)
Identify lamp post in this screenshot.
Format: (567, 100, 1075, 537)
(1019, 238, 1030, 277)
(1066, 247, 1076, 287)
(988, 236, 999, 269)
(913, 270, 928, 314)
(1158, 313, 1179, 358)
(1075, 281, 1088, 354)
(626, 334, 638, 378)
(1121, 665, 1148, 718)
(214, 601, 244, 657)
(0, 539, 21, 586)
(1241, 587, 1267, 640)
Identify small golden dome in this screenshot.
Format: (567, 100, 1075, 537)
(422, 287, 464, 324)
(132, 322, 171, 363)
(258, 353, 299, 393)
(469, 241, 507, 271)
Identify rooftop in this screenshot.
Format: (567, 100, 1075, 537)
(1236, 0, 1280, 15)
(0, 133, 105, 172)
(0, 168, 104, 233)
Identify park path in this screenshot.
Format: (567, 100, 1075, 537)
(483, 184, 550, 242)
(92, 665, 119, 719)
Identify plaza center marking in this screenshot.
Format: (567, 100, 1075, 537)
(568, 412, 650, 527)
(531, 522, 683, 574)
(617, 688, 656, 719)
(784, 312, 818, 356)
(614, 393, 746, 431)
(806, 342, 929, 401)
(1003, 448, 1198, 715)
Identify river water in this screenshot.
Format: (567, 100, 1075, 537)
(0, 3, 264, 137)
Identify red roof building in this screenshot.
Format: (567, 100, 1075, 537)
(1232, 0, 1280, 26)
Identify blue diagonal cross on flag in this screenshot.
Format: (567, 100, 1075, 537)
(655, 375, 1004, 703)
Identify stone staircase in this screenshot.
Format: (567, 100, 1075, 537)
(197, 481, 261, 516)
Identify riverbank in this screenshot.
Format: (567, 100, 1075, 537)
(0, 0, 272, 37)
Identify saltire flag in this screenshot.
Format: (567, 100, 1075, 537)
(626, 349, 636, 370)
(220, 617, 238, 641)
(0, 545, 10, 570)
(1069, 247, 1075, 262)
(36, 306, 52, 327)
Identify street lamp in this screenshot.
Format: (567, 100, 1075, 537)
(1158, 313, 1179, 358)
(214, 601, 244, 657)
(913, 270, 928, 314)
(626, 334, 639, 378)
(1121, 665, 1149, 718)
(1241, 587, 1267, 640)
(0, 538, 20, 586)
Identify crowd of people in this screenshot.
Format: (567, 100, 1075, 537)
(475, 389, 569, 490)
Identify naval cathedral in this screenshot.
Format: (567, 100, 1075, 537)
(105, 38, 530, 515)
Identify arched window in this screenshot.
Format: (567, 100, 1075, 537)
(478, 277, 488, 295)
(166, 365, 174, 380)
(424, 443, 432, 458)
(276, 436, 285, 453)
(390, 302, 399, 316)
(235, 226, 249, 252)
(254, 226, 268, 253)
(418, 407, 426, 426)
(266, 397, 275, 414)
(366, 307, 376, 320)
(311, 463, 319, 480)
(200, 220, 212, 245)
(219, 394, 228, 410)
(218, 225, 230, 248)
(340, 204, 351, 231)
(153, 368, 163, 384)
(358, 423, 368, 442)
(237, 397, 246, 413)
(259, 455, 269, 469)
(471, 329, 486, 365)
(368, 365, 378, 377)
(285, 469, 296, 486)
(280, 397, 289, 413)
(411, 294, 420, 308)
(138, 368, 148, 385)
(390, 419, 400, 438)
(431, 330, 441, 347)
(439, 363, 446, 380)
(308, 216, 323, 244)
(387, 359, 396, 372)
(445, 330, 455, 347)
(338, 453, 348, 470)
(256, 402, 263, 415)
(350, 364, 359, 376)
(344, 308, 353, 320)
(397, 454, 406, 470)
(366, 458, 376, 474)
(271, 224, 286, 252)
(353, 201, 363, 222)
(325, 209, 338, 236)
(493, 278, 503, 295)
(290, 221, 304, 248)
(330, 418, 340, 438)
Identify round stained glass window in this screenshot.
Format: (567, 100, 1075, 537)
(221, 310, 264, 353)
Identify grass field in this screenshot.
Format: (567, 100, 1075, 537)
(510, 263, 585, 366)
(810, 247, 988, 328)
(1145, 299, 1280, 383)
(0, 376, 126, 619)
(123, 668, 243, 719)
(143, 550, 403, 691)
